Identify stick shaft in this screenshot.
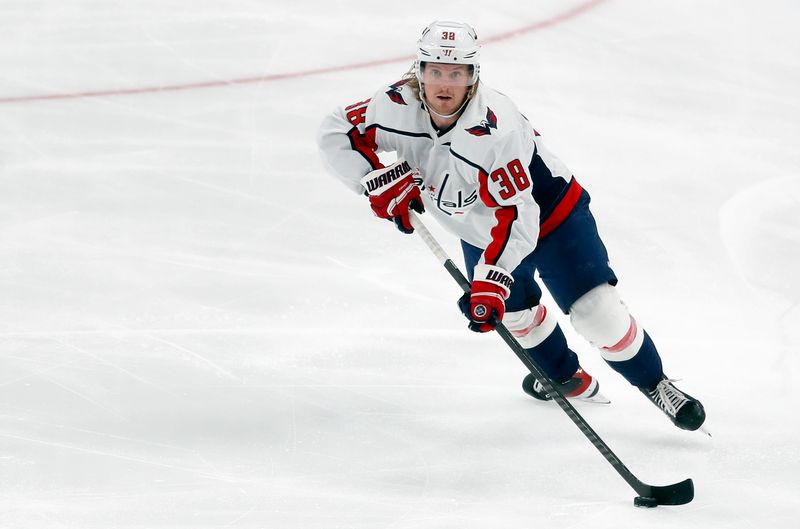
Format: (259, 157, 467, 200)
(408, 212, 691, 503)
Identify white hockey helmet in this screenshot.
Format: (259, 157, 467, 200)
(415, 21, 480, 86)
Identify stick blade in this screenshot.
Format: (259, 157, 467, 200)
(643, 478, 694, 505)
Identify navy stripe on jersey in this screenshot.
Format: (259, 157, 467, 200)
(367, 123, 432, 139)
(528, 146, 570, 219)
(449, 148, 488, 175)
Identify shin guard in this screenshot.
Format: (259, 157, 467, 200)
(570, 284, 663, 388)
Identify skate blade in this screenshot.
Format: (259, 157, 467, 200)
(578, 390, 611, 405)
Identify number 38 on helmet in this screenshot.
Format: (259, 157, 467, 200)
(415, 21, 481, 87)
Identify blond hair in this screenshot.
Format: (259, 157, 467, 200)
(401, 63, 422, 101)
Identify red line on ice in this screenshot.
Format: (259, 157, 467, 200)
(0, 0, 607, 104)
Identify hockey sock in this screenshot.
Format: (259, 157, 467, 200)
(603, 331, 663, 389)
(524, 324, 580, 382)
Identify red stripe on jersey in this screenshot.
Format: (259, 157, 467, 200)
(539, 178, 583, 240)
(484, 206, 518, 266)
(478, 170, 500, 207)
(347, 127, 382, 170)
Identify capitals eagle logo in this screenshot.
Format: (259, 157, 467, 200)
(465, 108, 498, 136)
(385, 79, 409, 105)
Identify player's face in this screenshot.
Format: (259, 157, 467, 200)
(421, 63, 471, 116)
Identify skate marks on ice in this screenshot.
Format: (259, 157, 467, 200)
(719, 175, 800, 306)
(719, 175, 800, 383)
(719, 176, 800, 340)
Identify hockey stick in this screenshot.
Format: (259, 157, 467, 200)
(408, 212, 694, 507)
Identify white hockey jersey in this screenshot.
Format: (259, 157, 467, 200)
(317, 78, 580, 274)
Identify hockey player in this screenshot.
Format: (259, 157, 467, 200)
(317, 21, 705, 431)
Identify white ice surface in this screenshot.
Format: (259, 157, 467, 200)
(1, 1, 799, 527)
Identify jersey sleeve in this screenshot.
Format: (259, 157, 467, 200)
(476, 130, 541, 274)
(317, 95, 384, 195)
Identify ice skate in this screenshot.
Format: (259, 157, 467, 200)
(522, 368, 610, 404)
(639, 376, 706, 431)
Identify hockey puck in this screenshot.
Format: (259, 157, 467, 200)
(633, 496, 658, 508)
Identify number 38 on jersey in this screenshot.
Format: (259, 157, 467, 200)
(490, 159, 530, 200)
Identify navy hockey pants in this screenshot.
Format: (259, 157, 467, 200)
(461, 189, 618, 314)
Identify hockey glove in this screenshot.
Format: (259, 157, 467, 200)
(360, 159, 424, 234)
(458, 264, 514, 333)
